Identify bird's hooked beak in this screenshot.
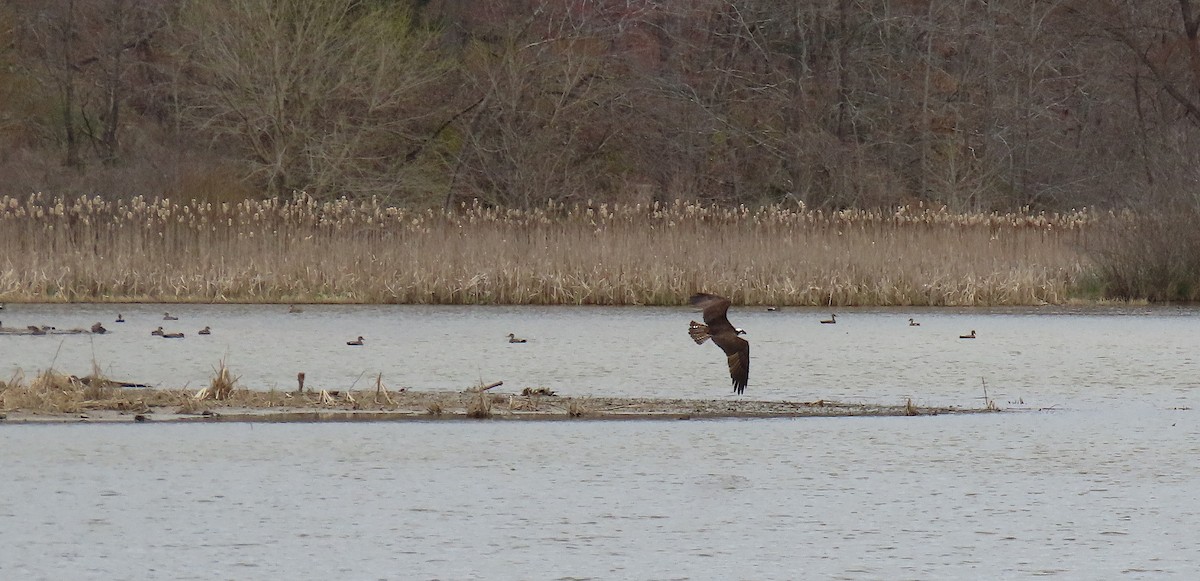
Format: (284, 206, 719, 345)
(736, 328, 747, 335)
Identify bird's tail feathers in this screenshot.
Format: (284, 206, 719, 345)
(688, 321, 711, 345)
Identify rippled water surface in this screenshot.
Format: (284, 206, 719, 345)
(2, 413, 1197, 580)
(2, 304, 1199, 579)
(3, 303, 1199, 408)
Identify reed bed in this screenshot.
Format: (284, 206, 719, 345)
(0, 194, 1099, 306)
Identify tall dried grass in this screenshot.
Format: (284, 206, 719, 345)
(0, 366, 149, 414)
(0, 194, 1098, 306)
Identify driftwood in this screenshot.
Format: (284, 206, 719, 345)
(465, 380, 503, 393)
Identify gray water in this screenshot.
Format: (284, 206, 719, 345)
(2, 304, 1199, 579)
(2, 303, 1198, 409)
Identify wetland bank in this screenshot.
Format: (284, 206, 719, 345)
(3, 200, 1197, 579)
(0, 195, 1191, 422)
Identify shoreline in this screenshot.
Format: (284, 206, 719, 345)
(0, 388, 1001, 424)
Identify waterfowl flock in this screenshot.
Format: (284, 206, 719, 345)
(2, 300, 986, 397)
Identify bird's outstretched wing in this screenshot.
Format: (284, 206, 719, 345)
(713, 334, 749, 394)
(689, 292, 749, 394)
(688, 293, 736, 335)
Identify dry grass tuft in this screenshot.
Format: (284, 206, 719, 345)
(466, 391, 492, 419)
(0, 366, 155, 414)
(0, 370, 81, 413)
(194, 359, 237, 401)
(567, 399, 588, 418)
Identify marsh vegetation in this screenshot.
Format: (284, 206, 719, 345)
(0, 194, 1104, 306)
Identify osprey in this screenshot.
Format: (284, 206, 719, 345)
(687, 292, 750, 394)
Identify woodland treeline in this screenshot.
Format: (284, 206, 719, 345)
(4, 0, 1200, 212)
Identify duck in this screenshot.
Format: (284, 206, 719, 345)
(959, 330, 977, 339)
(162, 332, 185, 339)
(766, 306, 779, 312)
(163, 312, 178, 321)
(198, 326, 211, 335)
(507, 333, 527, 343)
(908, 318, 921, 326)
(151, 326, 165, 336)
(347, 336, 365, 346)
(820, 314, 837, 324)
(287, 305, 304, 313)
(27, 325, 46, 335)
(115, 313, 125, 323)
(91, 322, 107, 334)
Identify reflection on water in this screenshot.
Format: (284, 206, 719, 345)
(1, 411, 1197, 579)
(2, 303, 1199, 408)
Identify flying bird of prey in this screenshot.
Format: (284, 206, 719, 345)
(687, 292, 750, 394)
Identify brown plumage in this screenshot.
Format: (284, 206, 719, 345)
(687, 292, 750, 394)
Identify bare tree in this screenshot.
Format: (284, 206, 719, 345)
(177, 0, 448, 199)
(445, 0, 632, 208)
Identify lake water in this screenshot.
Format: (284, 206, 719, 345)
(2, 303, 1198, 409)
(2, 304, 1198, 579)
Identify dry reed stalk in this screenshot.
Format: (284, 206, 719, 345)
(0, 194, 1097, 306)
(567, 399, 588, 418)
(195, 359, 237, 400)
(426, 400, 443, 416)
(373, 373, 395, 405)
(466, 391, 492, 419)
